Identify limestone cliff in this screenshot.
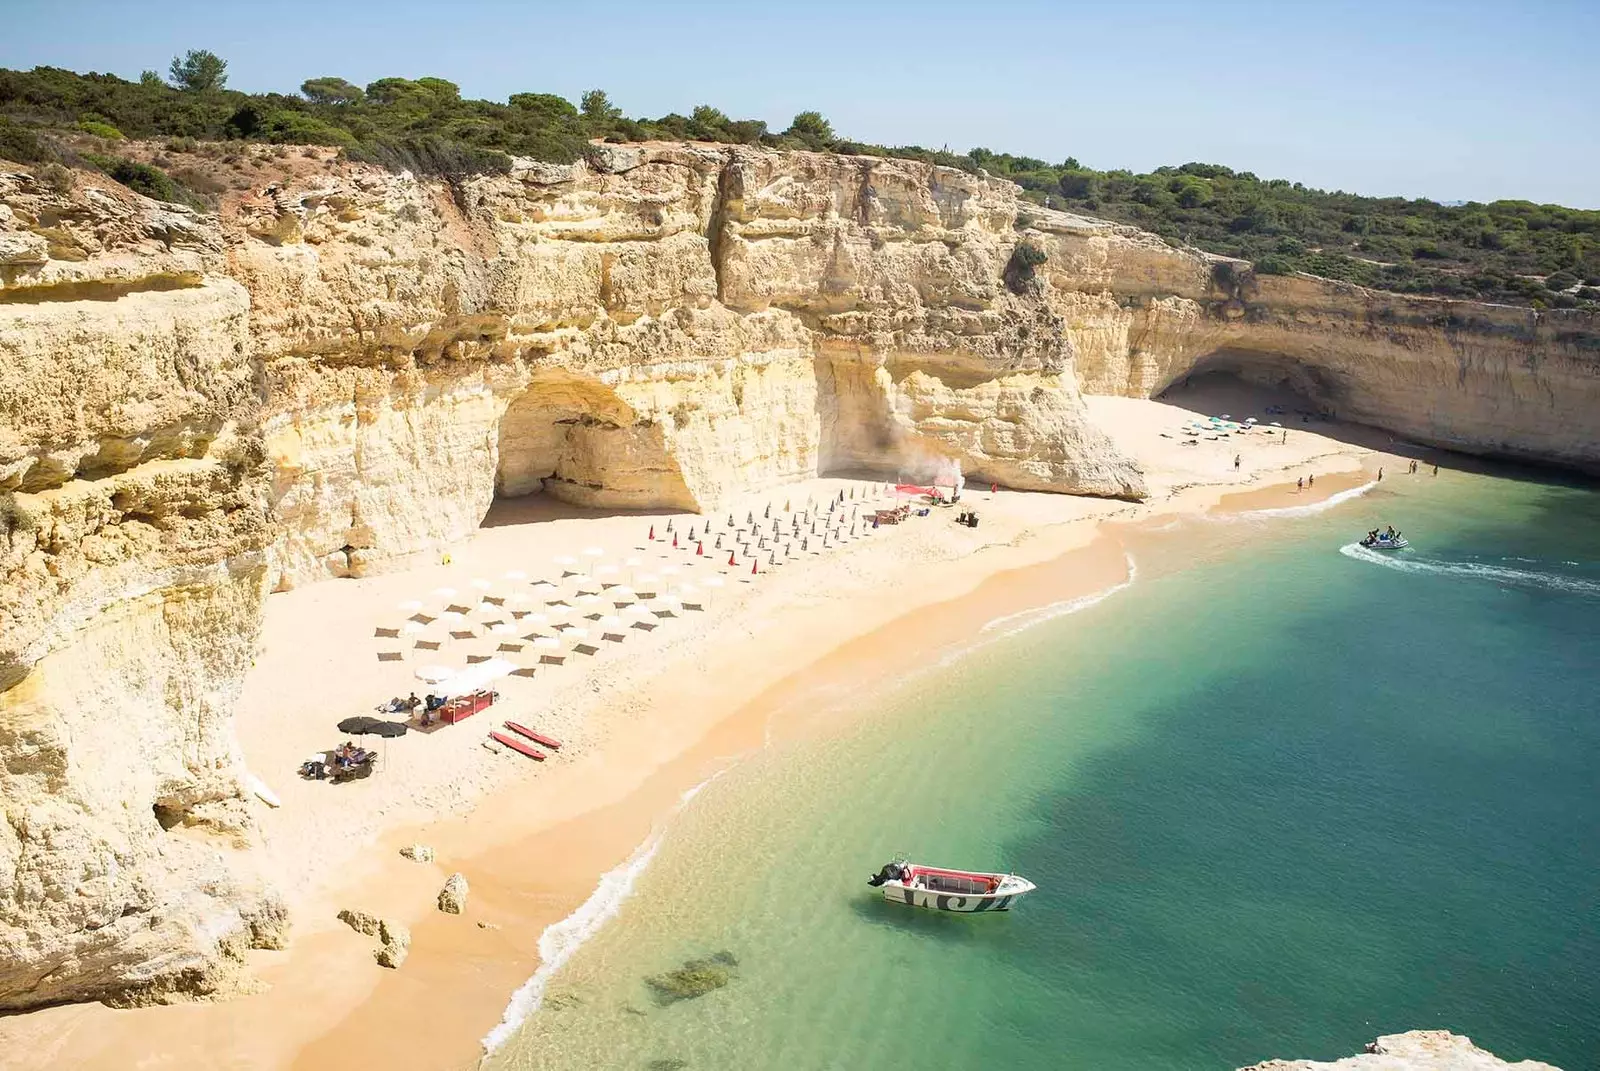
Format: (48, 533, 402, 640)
(2, 139, 1597, 1010)
(233, 143, 1144, 587)
(1239, 1030, 1561, 1070)
(1026, 212, 1600, 472)
(0, 169, 285, 1009)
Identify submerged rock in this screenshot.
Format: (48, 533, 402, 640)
(437, 872, 469, 914)
(644, 954, 738, 1004)
(399, 843, 435, 863)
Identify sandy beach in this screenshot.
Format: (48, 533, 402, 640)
(0, 390, 1398, 1071)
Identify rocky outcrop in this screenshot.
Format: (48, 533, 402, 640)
(0, 169, 285, 1010)
(1239, 1030, 1561, 1070)
(436, 872, 468, 914)
(3, 139, 1597, 1011)
(1026, 212, 1600, 473)
(232, 144, 1145, 587)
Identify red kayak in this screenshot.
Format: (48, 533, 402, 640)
(504, 721, 562, 751)
(490, 731, 545, 761)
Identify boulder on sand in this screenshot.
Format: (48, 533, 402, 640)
(337, 909, 381, 936)
(375, 919, 411, 969)
(399, 844, 434, 863)
(437, 872, 469, 914)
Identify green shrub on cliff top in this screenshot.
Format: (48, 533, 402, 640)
(1, 63, 1595, 308)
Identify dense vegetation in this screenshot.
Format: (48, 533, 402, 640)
(1, 59, 1595, 309)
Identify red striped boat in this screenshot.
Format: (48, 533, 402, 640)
(489, 731, 545, 761)
(504, 721, 562, 751)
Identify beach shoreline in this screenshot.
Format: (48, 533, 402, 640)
(0, 396, 1394, 1071)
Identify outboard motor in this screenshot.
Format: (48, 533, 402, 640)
(867, 861, 905, 887)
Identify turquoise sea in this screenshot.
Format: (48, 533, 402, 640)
(483, 468, 1600, 1071)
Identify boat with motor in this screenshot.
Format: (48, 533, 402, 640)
(1360, 528, 1409, 550)
(867, 857, 1036, 912)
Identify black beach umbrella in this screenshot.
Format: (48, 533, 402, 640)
(337, 715, 385, 735)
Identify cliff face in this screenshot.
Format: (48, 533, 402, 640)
(1028, 212, 1600, 471)
(2, 142, 1597, 1008)
(1239, 1030, 1562, 1070)
(0, 171, 285, 1009)
(235, 143, 1143, 588)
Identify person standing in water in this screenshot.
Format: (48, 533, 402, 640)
(1432, 464, 1439, 476)
(1378, 467, 1384, 480)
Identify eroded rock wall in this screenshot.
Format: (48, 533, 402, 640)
(230, 143, 1143, 587)
(1029, 212, 1600, 472)
(0, 171, 284, 1009)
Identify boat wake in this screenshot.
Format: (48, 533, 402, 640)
(979, 554, 1138, 638)
(479, 770, 727, 1058)
(1338, 543, 1600, 597)
(1243, 479, 1379, 518)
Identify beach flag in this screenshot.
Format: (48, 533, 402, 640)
(672, 533, 678, 548)
(751, 560, 758, 575)
(697, 541, 704, 556)
(648, 525, 655, 541)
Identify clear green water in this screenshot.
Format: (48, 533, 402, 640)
(484, 470, 1600, 1071)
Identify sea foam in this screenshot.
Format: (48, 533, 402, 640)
(979, 553, 1138, 639)
(1339, 543, 1600, 597)
(1238, 478, 1379, 519)
(480, 770, 726, 1058)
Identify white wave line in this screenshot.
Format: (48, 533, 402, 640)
(479, 768, 728, 1058)
(979, 554, 1138, 638)
(1238, 479, 1380, 519)
(1338, 543, 1600, 596)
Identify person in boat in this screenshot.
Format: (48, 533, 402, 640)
(1385, 525, 1396, 538)
(1368, 530, 1379, 543)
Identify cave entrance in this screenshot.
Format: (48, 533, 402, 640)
(491, 371, 695, 516)
(1155, 349, 1335, 421)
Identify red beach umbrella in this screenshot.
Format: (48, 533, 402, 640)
(751, 560, 759, 575)
(697, 542, 704, 556)
(648, 525, 655, 541)
(728, 552, 737, 566)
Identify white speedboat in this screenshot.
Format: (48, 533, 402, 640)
(867, 858, 1036, 912)
(1359, 532, 1409, 550)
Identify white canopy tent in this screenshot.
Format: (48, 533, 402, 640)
(435, 657, 516, 698)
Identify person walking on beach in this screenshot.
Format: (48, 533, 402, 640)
(1308, 473, 1314, 488)
(1432, 464, 1439, 476)
(1234, 454, 1241, 471)
(1377, 467, 1384, 481)
(1297, 477, 1304, 492)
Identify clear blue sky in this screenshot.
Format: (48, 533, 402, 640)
(4, 0, 1597, 207)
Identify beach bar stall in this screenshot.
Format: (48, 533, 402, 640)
(434, 658, 515, 725)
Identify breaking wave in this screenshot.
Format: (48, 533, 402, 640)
(980, 554, 1138, 638)
(480, 771, 727, 1057)
(1338, 543, 1600, 597)
(1243, 479, 1380, 518)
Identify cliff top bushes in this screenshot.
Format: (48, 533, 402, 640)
(0, 62, 1595, 309)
